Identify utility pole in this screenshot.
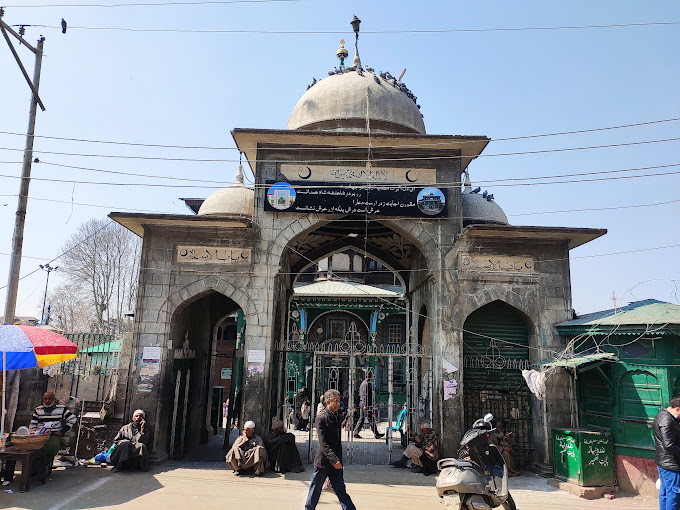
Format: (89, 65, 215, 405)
(39, 263, 58, 324)
(0, 9, 46, 325)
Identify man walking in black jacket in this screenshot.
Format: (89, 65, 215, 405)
(654, 397, 680, 510)
(304, 389, 356, 510)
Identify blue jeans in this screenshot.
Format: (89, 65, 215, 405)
(659, 466, 680, 510)
(305, 466, 356, 510)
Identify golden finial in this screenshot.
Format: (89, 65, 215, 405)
(336, 39, 349, 61)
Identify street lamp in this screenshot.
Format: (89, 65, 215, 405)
(39, 263, 58, 324)
(350, 15, 361, 51)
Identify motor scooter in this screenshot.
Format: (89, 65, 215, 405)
(435, 413, 517, 509)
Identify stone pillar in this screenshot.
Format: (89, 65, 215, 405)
(240, 323, 270, 439)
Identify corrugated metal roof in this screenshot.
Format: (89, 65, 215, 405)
(557, 299, 680, 329)
(82, 339, 122, 353)
(293, 280, 403, 298)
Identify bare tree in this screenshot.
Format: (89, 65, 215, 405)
(48, 281, 96, 332)
(58, 218, 140, 333)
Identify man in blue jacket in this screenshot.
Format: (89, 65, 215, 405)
(654, 397, 680, 510)
(304, 389, 356, 510)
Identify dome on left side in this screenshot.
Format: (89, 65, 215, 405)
(198, 168, 254, 217)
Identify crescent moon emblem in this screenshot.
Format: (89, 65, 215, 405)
(405, 169, 418, 183)
(298, 166, 312, 179)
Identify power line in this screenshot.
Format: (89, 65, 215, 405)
(1, 168, 679, 189)
(1, 117, 677, 151)
(0, 220, 115, 292)
(4, 243, 678, 278)
(3, 191, 679, 218)
(26, 21, 680, 34)
(1, 136, 679, 164)
(509, 198, 680, 217)
(552, 244, 680, 262)
(9, 0, 301, 6)
(23, 161, 679, 189)
(42, 161, 236, 185)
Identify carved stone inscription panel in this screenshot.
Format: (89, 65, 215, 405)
(177, 246, 251, 264)
(459, 253, 534, 273)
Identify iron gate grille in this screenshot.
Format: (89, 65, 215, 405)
(463, 388, 533, 468)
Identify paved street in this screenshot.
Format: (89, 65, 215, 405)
(1, 461, 657, 510)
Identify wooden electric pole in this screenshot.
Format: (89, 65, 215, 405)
(0, 9, 46, 324)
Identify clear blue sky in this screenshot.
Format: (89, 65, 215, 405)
(1, 0, 679, 318)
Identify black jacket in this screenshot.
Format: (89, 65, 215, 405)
(654, 409, 680, 471)
(314, 407, 342, 469)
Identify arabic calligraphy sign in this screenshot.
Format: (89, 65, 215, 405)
(177, 246, 251, 264)
(459, 254, 534, 274)
(279, 164, 436, 185)
(263, 181, 447, 218)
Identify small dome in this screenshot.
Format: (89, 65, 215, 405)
(461, 172, 508, 226)
(287, 70, 425, 134)
(462, 193, 509, 226)
(198, 166, 254, 217)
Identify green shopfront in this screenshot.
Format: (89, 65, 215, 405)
(555, 299, 680, 495)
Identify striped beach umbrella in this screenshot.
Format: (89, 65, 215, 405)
(1, 325, 78, 437)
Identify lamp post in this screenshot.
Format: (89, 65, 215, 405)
(39, 263, 58, 324)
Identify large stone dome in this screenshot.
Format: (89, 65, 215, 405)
(198, 166, 254, 217)
(287, 68, 426, 134)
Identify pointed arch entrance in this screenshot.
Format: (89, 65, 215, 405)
(463, 300, 533, 468)
(166, 290, 243, 460)
(272, 216, 435, 465)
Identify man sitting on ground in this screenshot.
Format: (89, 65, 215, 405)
(390, 420, 441, 475)
(265, 418, 305, 473)
(29, 392, 77, 475)
(226, 420, 268, 476)
(109, 409, 150, 471)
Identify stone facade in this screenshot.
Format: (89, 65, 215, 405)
(113, 131, 605, 468)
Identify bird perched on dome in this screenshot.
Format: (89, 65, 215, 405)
(486, 194, 495, 201)
(482, 190, 488, 198)
(471, 187, 481, 194)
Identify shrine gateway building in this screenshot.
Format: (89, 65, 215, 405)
(111, 32, 605, 472)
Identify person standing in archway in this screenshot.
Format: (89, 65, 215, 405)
(353, 372, 383, 439)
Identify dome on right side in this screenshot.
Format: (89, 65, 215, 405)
(461, 175, 509, 226)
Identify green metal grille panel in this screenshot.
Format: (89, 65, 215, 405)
(463, 301, 530, 391)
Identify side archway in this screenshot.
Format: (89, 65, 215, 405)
(462, 300, 533, 469)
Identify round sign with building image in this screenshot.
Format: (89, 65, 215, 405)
(266, 182, 297, 210)
(417, 187, 445, 215)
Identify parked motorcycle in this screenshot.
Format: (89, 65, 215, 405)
(435, 413, 517, 509)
